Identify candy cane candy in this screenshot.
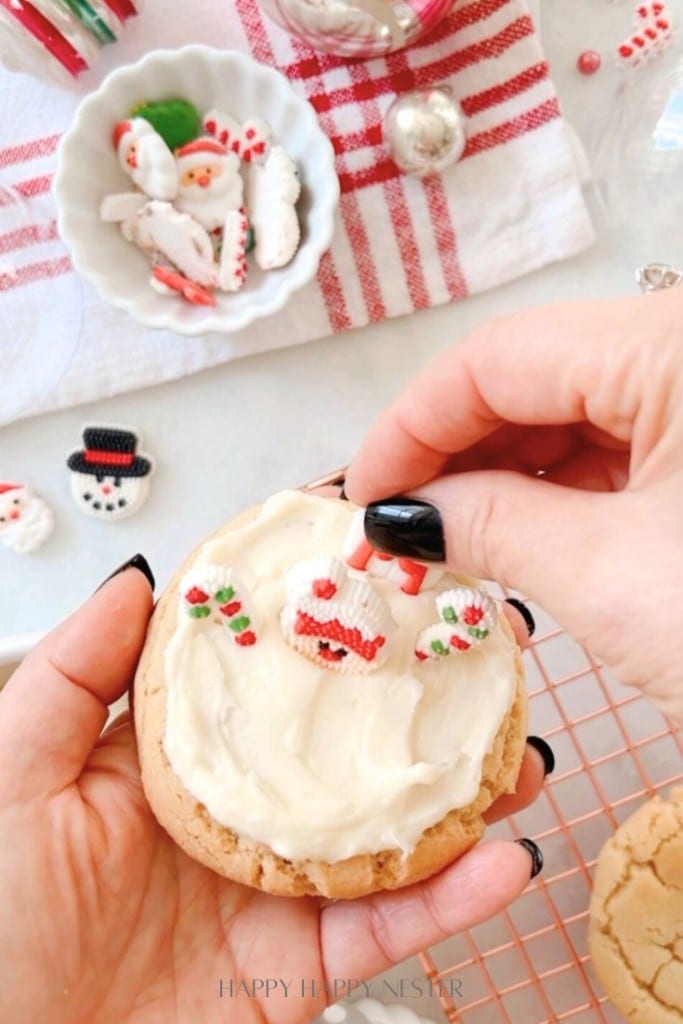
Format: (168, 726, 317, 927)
(181, 565, 258, 646)
(203, 109, 243, 156)
(0, 0, 90, 77)
(100, 0, 138, 21)
(218, 209, 249, 292)
(618, 0, 672, 64)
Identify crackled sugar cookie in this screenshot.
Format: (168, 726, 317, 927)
(134, 491, 527, 899)
(589, 787, 683, 1024)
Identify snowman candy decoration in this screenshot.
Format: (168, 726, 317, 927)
(67, 427, 154, 521)
(0, 482, 54, 554)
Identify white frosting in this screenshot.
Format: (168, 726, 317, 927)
(163, 491, 519, 863)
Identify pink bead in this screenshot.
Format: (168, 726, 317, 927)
(577, 49, 602, 75)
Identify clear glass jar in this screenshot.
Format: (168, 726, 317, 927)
(0, 0, 138, 88)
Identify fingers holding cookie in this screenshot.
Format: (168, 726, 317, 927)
(320, 838, 537, 983)
(484, 738, 553, 824)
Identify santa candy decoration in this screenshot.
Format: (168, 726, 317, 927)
(66, 426, 154, 521)
(281, 557, 397, 673)
(0, 482, 54, 554)
(113, 119, 178, 201)
(174, 138, 244, 233)
(258, 0, 454, 58)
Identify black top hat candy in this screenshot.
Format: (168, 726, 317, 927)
(67, 427, 152, 478)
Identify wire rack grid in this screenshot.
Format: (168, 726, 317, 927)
(414, 596, 683, 1024)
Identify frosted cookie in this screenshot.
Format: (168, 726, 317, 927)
(134, 491, 527, 899)
(588, 787, 683, 1023)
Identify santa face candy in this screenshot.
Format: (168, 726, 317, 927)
(0, 482, 54, 554)
(134, 491, 527, 899)
(101, 99, 302, 308)
(66, 426, 154, 520)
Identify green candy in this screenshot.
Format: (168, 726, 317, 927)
(188, 605, 211, 619)
(467, 627, 489, 640)
(131, 100, 201, 151)
(229, 616, 251, 634)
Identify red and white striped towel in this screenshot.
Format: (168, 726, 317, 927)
(0, 0, 594, 426)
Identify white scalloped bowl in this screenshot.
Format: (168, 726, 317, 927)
(55, 46, 339, 335)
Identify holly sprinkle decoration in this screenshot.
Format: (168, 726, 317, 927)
(181, 564, 257, 646)
(415, 587, 497, 661)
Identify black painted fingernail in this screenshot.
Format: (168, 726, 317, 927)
(364, 498, 445, 562)
(504, 598, 536, 637)
(516, 838, 544, 879)
(99, 553, 155, 592)
(527, 735, 556, 777)
(339, 485, 349, 501)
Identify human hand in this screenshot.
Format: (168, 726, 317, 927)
(0, 559, 545, 1024)
(346, 287, 683, 726)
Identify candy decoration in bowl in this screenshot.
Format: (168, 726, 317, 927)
(0, 482, 54, 555)
(258, 0, 455, 58)
(54, 46, 339, 334)
(0, 0, 139, 87)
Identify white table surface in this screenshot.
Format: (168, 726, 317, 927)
(0, 221, 638, 638)
(3, 0, 679, 637)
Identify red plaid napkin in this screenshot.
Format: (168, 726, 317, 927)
(0, 0, 593, 425)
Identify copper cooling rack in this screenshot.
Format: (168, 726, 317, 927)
(417, 595, 683, 1023)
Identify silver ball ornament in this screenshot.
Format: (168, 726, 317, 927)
(258, 0, 455, 59)
(383, 86, 466, 177)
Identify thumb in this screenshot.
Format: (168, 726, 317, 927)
(0, 558, 154, 803)
(364, 471, 613, 619)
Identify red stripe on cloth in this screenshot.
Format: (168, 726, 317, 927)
(338, 160, 399, 194)
(316, 250, 352, 332)
(0, 255, 71, 292)
(290, 16, 534, 108)
(0, 174, 54, 205)
(286, 40, 384, 324)
(460, 61, 549, 116)
(0, 220, 58, 255)
(337, 96, 562, 194)
(340, 191, 386, 323)
(388, 46, 466, 304)
(324, 61, 550, 160)
(233, 0, 276, 64)
(275, 0, 515, 82)
(0, 133, 62, 170)
(234, 0, 352, 332)
(382, 178, 430, 311)
(422, 176, 468, 301)
(344, 58, 413, 319)
(462, 96, 560, 157)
